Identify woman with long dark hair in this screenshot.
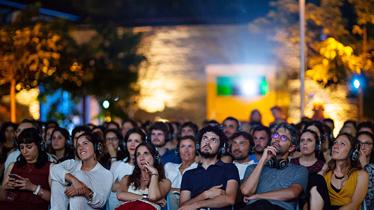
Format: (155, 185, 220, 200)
(49, 127, 74, 163)
(116, 142, 171, 210)
(0, 128, 51, 210)
(321, 133, 368, 210)
(107, 128, 146, 210)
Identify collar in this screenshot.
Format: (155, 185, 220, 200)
(197, 159, 224, 169)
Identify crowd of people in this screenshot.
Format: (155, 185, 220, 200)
(0, 107, 373, 210)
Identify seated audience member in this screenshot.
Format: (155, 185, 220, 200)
(249, 109, 262, 125)
(357, 131, 374, 210)
(179, 121, 199, 138)
(321, 133, 368, 210)
(100, 129, 126, 169)
(230, 131, 255, 180)
(149, 122, 181, 165)
(108, 128, 145, 210)
(50, 127, 74, 163)
(164, 135, 198, 210)
(248, 125, 271, 164)
(241, 123, 308, 210)
(291, 129, 330, 210)
(357, 121, 374, 134)
(121, 119, 137, 138)
(179, 126, 239, 210)
(339, 120, 357, 137)
(50, 132, 113, 210)
(0, 128, 52, 210)
(116, 142, 171, 210)
(222, 117, 240, 139)
(0, 122, 17, 179)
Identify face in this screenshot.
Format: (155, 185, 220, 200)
(179, 139, 196, 162)
(151, 129, 166, 147)
(181, 126, 195, 137)
(45, 127, 55, 143)
(52, 131, 66, 151)
(136, 145, 154, 169)
(270, 127, 293, 156)
(5, 126, 15, 142)
(340, 125, 356, 136)
(332, 135, 352, 160)
(19, 142, 39, 163)
(76, 136, 95, 161)
(105, 132, 120, 151)
(253, 130, 269, 154)
(222, 120, 238, 138)
(73, 131, 85, 147)
(16, 122, 34, 138)
(200, 131, 220, 158)
(92, 129, 104, 141)
(127, 133, 143, 156)
(299, 132, 317, 156)
(250, 111, 261, 122)
(231, 136, 250, 161)
(358, 134, 373, 157)
(121, 122, 134, 137)
(306, 125, 321, 137)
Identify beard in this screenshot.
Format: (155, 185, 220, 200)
(200, 150, 219, 159)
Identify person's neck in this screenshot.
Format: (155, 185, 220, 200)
(156, 146, 167, 156)
(276, 153, 289, 161)
(335, 160, 349, 175)
(181, 159, 195, 168)
(255, 152, 263, 161)
(129, 155, 135, 165)
(82, 158, 97, 171)
(234, 157, 250, 164)
(140, 170, 150, 180)
(201, 156, 219, 169)
(55, 148, 65, 160)
(300, 153, 317, 162)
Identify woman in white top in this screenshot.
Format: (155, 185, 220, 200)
(116, 142, 171, 210)
(50, 132, 113, 210)
(108, 128, 146, 210)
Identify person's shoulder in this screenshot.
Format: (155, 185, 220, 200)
(288, 163, 308, 174)
(357, 168, 369, 178)
(224, 162, 239, 170)
(164, 162, 179, 170)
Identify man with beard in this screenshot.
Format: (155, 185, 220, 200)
(179, 126, 240, 210)
(231, 131, 255, 180)
(150, 122, 181, 165)
(249, 125, 271, 164)
(222, 117, 240, 139)
(241, 123, 308, 210)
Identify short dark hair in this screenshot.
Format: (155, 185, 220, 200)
(252, 125, 271, 139)
(149, 122, 169, 137)
(16, 128, 48, 168)
(72, 126, 91, 139)
(273, 123, 299, 145)
(197, 125, 227, 148)
(357, 121, 374, 133)
(223, 116, 240, 127)
(180, 121, 199, 136)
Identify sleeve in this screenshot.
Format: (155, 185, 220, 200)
(110, 161, 128, 181)
(292, 166, 309, 193)
(243, 164, 256, 182)
(87, 170, 114, 208)
(50, 159, 77, 185)
(225, 163, 240, 183)
(180, 170, 192, 192)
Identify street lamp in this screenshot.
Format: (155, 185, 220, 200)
(352, 75, 364, 121)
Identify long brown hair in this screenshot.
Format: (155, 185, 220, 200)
(327, 133, 361, 176)
(127, 142, 165, 189)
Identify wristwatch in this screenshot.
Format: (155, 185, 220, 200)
(142, 194, 148, 200)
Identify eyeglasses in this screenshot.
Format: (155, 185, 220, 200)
(359, 142, 373, 147)
(271, 133, 290, 142)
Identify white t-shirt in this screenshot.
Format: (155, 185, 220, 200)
(107, 161, 135, 210)
(233, 160, 255, 180)
(50, 159, 113, 210)
(164, 162, 198, 189)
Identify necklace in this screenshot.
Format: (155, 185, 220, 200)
(334, 173, 345, 180)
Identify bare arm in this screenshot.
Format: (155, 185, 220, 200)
(116, 176, 143, 202)
(180, 180, 238, 210)
(241, 146, 275, 196)
(248, 184, 303, 201)
(147, 175, 171, 202)
(339, 170, 368, 210)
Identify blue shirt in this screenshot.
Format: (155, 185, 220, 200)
(243, 162, 308, 210)
(160, 149, 181, 165)
(248, 154, 260, 164)
(181, 160, 240, 210)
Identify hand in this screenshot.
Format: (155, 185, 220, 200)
(65, 186, 79, 197)
(12, 174, 36, 191)
(204, 184, 225, 199)
(4, 179, 17, 190)
(359, 150, 369, 167)
(144, 162, 158, 175)
(178, 203, 199, 210)
(261, 146, 278, 161)
(106, 142, 117, 158)
(243, 194, 257, 203)
(156, 198, 166, 207)
(71, 178, 88, 195)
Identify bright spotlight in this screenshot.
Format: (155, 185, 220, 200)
(102, 100, 110, 109)
(353, 79, 360, 89)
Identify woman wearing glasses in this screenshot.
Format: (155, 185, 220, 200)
(357, 131, 374, 210)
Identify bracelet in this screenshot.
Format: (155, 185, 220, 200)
(33, 185, 41, 195)
(151, 173, 159, 176)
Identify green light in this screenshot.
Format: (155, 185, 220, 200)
(259, 76, 269, 95)
(216, 76, 233, 96)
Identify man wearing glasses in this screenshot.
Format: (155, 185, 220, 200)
(179, 126, 240, 210)
(241, 123, 308, 210)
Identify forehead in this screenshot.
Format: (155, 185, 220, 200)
(223, 120, 237, 125)
(18, 122, 34, 130)
(105, 131, 117, 137)
(137, 145, 150, 153)
(182, 126, 193, 130)
(233, 135, 248, 142)
(202, 131, 219, 138)
(358, 134, 373, 143)
(77, 136, 91, 144)
(19, 142, 36, 146)
(151, 129, 164, 134)
(336, 135, 350, 144)
(129, 133, 141, 139)
(180, 138, 195, 145)
(254, 130, 267, 136)
(275, 127, 291, 137)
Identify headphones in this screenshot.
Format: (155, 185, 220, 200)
(349, 142, 359, 162)
(266, 157, 289, 169)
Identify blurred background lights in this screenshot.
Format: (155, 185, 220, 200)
(353, 79, 361, 89)
(102, 100, 110, 109)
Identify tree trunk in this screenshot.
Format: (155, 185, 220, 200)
(10, 79, 16, 122)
